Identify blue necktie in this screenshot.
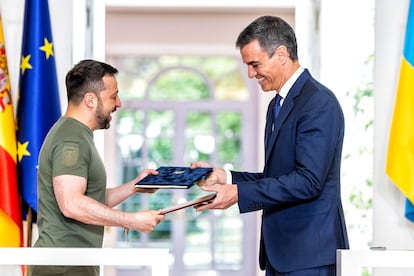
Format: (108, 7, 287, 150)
(274, 94, 282, 120)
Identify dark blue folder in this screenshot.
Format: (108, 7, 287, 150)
(135, 166, 213, 189)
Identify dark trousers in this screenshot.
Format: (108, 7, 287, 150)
(265, 261, 336, 276)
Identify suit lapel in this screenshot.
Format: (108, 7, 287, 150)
(265, 70, 312, 163)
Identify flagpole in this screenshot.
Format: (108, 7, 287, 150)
(24, 207, 33, 276)
(26, 208, 32, 247)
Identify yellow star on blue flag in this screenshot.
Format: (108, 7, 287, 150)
(17, 0, 61, 216)
(17, 141, 31, 162)
(20, 54, 32, 74)
(39, 37, 54, 59)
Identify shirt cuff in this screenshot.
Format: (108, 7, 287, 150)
(224, 169, 232, 184)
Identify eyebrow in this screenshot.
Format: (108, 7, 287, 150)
(246, 61, 259, 66)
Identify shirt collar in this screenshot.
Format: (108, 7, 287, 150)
(278, 66, 304, 101)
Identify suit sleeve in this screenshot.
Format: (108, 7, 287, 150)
(235, 88, 344, 213)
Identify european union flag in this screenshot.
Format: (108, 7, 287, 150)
(17, 0, 61, 215)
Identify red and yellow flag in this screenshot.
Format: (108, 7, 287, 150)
(0, 15, 23, 246)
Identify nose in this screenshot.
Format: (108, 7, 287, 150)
(247, 66, 257, 79)
(116, 96, 122, 108)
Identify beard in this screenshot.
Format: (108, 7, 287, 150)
(95, 100, 112, 129)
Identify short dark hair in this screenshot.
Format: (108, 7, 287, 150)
(65, 59, 118, 104)
(235, 16, 298, 61)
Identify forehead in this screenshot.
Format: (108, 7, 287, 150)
(101, 75, 118, 95)
(240, 40, 268, 63)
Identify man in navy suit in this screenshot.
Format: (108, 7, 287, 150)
(192, 15, 349, 276)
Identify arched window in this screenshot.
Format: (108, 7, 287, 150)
(110, 56, 257, 275)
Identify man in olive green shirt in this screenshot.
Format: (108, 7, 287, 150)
(30, 60, 165, 276)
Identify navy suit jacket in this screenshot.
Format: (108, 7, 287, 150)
(232, 69, 349, 272)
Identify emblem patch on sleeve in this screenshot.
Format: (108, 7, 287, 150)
(63, 145, 79, 167)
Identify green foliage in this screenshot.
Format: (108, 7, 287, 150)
(343, 54, 374, 256)
(346, 54, 374, 130)
(186, 112, 212, 134)
(150, 68, 210, 101)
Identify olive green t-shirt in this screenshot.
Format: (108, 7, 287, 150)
(31, 117, 106, 276)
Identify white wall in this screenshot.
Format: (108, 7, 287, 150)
(319, 0, 375, 250)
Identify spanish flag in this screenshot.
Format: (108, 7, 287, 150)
(0, 15, 23, 246)
(386, 0, 414, 222)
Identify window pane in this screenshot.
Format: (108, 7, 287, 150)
(117, 110, 144, 170)
(184, 187, 214, 269)
(183, 212, 213, 269)
(217, 112, 241, 169)
(149, 69, 210, 101)
(185, 112, 214, 163)
(147, 110, 174, 165)
(215, 73, 248, 101)
(149, 190, 172, 240)
(214, 206, 243, 270)
(200, 57, 249, 101)
(117, 57, 159, 100)
(117, 109, 145, 178)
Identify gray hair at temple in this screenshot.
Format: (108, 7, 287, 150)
(235, 15, 298, 61)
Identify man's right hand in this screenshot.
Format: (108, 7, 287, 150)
(190, 161, 227, 186)
(129, 210, 165, 233)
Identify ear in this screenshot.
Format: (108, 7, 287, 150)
(275, 45, 289, 64)
(84, 92, 96, 108)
